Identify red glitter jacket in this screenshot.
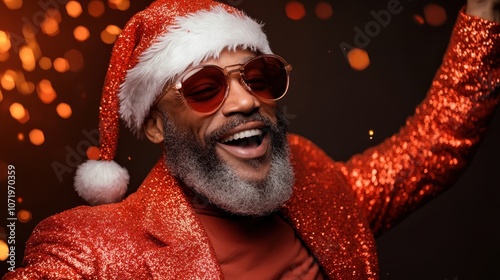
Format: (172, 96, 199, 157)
(4, 11, 499, 280)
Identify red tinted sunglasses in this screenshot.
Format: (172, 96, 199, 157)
(157, 54, 292, 114)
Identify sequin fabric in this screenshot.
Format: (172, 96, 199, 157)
(4, 10, 499, 280)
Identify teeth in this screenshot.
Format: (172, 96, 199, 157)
(221, 129, 262, 143)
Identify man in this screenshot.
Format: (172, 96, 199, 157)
(4, 0, 499, 279)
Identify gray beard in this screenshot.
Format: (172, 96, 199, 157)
(161, 109, 294, 216)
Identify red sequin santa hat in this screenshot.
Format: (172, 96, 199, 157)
(74, 0, 273, 205)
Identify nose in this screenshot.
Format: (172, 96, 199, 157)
(220, 75, 261, 116)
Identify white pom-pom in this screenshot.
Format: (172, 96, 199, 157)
(74, 160, 129, 205)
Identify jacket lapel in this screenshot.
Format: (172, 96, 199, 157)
(139, 158, 224, 279)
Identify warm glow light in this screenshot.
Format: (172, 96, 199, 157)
(74, 25, 90, 41)
(100, 25, 122, 45)
(18, 108, 30, 123)
(56, 102, 72, 119)
(9, 102, 25, 120)
(29, 129, 45, 146)
(423, 4, 447, 26)
(108, 0, 129, 11)
(2, 0, 23, 10)
(86, 146, 100, 160)
(0, 51, 9, 62)
(41, 17, 60, 36)
(66, 1, 83, 18)
(39, 56, 52, 70)
(285, 1, 306, 20)
(0, 89, 3, 102)
(53, 57, 70, 72)
(1, 70, 16, 90)
(37, 79, 57, 104)
(64, 49, 84, 72)
(18, 209, 32, 223)
(0, 240, 8, 261)
(19, 81, 35, 94)
(0, 31, 11, 52)
(88, 0, 105, 17)
(19, 46, 36, 71)
(347, 48, 370, 71)
(413, 14, 425, 25)
(17, 132, 24, 141)
(315, 2, 333, 20)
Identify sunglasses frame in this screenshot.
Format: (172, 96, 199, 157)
(154, 54, 292, 114)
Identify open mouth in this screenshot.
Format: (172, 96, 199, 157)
(220, 128, 266, 147)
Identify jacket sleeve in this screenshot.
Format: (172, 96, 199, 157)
(339, 10, 500, 236)
(2, 214, 94, 279)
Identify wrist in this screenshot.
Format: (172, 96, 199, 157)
(466, 2, 500, 22)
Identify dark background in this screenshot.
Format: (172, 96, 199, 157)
(1, 0, 499, 279)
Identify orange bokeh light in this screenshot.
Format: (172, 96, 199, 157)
(3, 0, 23, 10)
(285, 1, 306, 20)
(1, 70, 16, 90)
(315, 2, 333, 20)
(29, 129, 45, 146)
(66, 1, 83, 18)
(101, 25, 121, 44)
(86, 146, 101, 160)
(18, 132, 24, 141)
(0, 240, 8, 261)
(19, 46, 36, 71)
(39, 56, 52, 70)
(41, 17, 60, 36)
(413, 14, 425, 25)
(347, 48, 370, 71)
(0, 31, 11, 52)
(37, 79, 57, 104)
(74, 25, 90, 42)
(88, 0, 105, 17)
(108, 0, 129, 11)
(56, 102, 72, 119)
(18, 209, 32, 223)
(53, 57, 70, 72)
(9, 102, 25, 120)
(423, 4, 447, 26)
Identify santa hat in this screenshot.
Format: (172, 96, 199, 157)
(74, 0, 273, 205)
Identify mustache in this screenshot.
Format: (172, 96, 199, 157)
(206, 113, 278, 145)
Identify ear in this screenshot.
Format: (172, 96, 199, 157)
(143, 109, 165, 144)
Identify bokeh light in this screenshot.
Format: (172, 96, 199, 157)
(315, 2, 333, 20)
(29, 129, 45, 146)
(0, 31, 11, 52)
(74, 25, 90, 42)
(423, 4, 447, 26)
(413, 14, 425, 25)
(19, 81, 35, 95)
(0, 240, 8, 261)
(17, 132, 24, 141)
(66, 1, 83, 18)
(369, 129, 374, 139)
(1, 70, 16, 91)
(41, 17, 60, 36)
(53, 57, 70, 72)
(347, 48, 370, 71)
(19, 46, 36, 71)
(64, 49, 84, 72)
(86, 146, 100, 160)
(18, 209, 33, 223)
(37, 79, 57, 104)
(285, 1, 306, 20)
(9, 102, 25, 120)
(56, 102, 72, 119)
(101, 25, 121, 44)
(38, 56, 52, 70)
(0, 89, 3, 102)
(108, 0, 130, 11)
(2, 0, 23, 10)
(88, 0, 105, 17)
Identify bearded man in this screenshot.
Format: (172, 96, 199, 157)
(4, 0, 499, 279)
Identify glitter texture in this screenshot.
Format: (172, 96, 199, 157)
(4, 9, 499, 280)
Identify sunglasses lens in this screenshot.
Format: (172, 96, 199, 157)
(243, 56, 288, 100)
(181, 66, 227, 113)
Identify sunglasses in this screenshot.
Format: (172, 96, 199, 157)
(157, 54, 292, 114)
